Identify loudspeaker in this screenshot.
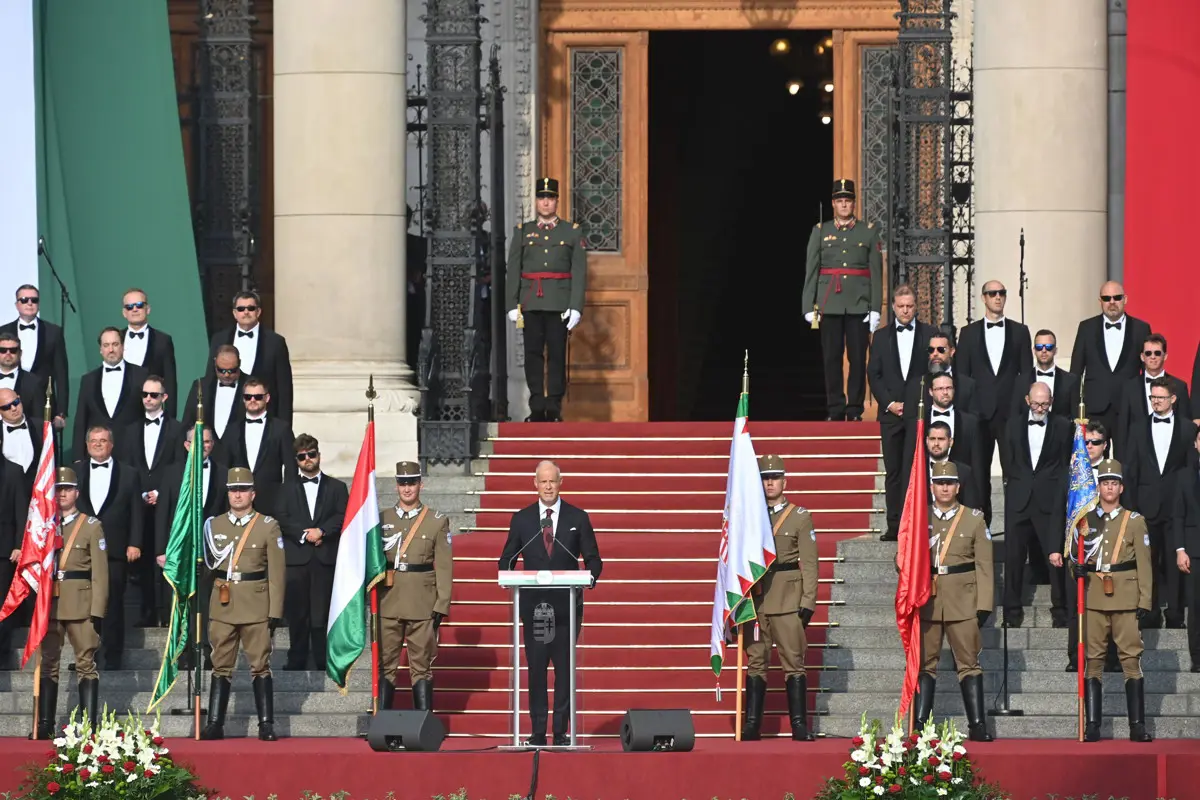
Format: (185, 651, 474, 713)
(366, 710, 446, 752)
(620, 709, 695, 752)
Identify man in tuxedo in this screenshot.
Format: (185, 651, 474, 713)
(957, 280, 1033, 523)
(119, 376, 183, 627)
(0, 436, 28, 669)
(1023, 330, 1080, 419)
(1171, 426, 1200, 668)
(279, 434, 348, 671)
(0, 284, 68, 430)
(206, 291, 293, 424)
(904, 331, 977, 418)
(224, 378, 293, 517)
(1117, 333, 1191, 449)
(904, 373, 985, 507)
(1070, 281, 1152, 458)
(498, 460, 602, 747)
(156, 426, 228, 667)
(73, 327, 148, 457)
(0, 388, 42, 497)
(121, 289, 178, 419)
(921, 421, 982, 510)
(74, 425, 143, 669)
(1000, 382, 1072, 628)
(183, 346, 248, 449)
(0, 333, 50, 419)
(1123, 378, 1197, 629)
(867, 284, 936, 541)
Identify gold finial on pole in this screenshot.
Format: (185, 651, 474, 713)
(811, 304, 821, 330)
(1075, 369, 1088, 426)
(918, 374, 926, 419)
(366, 374, 377, 423)
(44, 377, 53, 419)
(742, 350, 750, 395)
(196, 384, 205, 426)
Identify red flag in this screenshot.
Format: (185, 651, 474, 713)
(0, 419, 58, 667)
(894, 417, 930, 719)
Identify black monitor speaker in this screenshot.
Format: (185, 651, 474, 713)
(366, 710, 446, 752)
(620, 709, 695, 752)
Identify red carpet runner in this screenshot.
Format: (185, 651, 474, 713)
(418, 421, 880, 739)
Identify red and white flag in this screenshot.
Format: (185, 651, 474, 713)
(0, 419, 58, 667)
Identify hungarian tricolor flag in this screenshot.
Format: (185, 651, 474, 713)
(709, 385, 776, 678)
(895, 417, 930, 719)
(326, 420, 387, 691)
(0, 418, 57, 667)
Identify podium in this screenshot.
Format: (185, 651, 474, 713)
(498, 569, 594, 749)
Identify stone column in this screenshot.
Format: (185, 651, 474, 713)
(274, 0, 417, 475)
(973, 0, 1107, 364)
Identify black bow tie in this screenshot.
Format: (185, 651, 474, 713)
(932, 410, 950, 417)
(1145, 376, 1157, 383)
(237, 330, 254, 338)
(301, 476, 319, 484)
(896, 323, 913, 332)
(246, 418, 264, 424)
(1028, 419, 1045, 427)
(986, 321, 1004, 329)
(1037, 370, 1054, 377)
(6, 423, 25, 433)
(1153, 417, 1172, 424)
(104, 366, 122, 373)
(128, 331, 145, 339)
(91, 461, 109, 469)
(145, 417, 160, 426)
(18, 323, 34, 331)
(0, 373, 14, 381)
(1105, 321, 1122, 330)
(203, 460, 211, 468)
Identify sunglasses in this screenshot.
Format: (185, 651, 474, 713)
(983, 289, 1007, 298)
(927, 346, 948, 354)
(1033, 344, 1055, 352)
(0, 398, 20, 411)
(295, 450, 319, 461)
(1100, 294, 1125, 302)
(124, 301, 147, 310)
(142, 391, 162, 399)
(1143, 349, 1163, 357)
(1085, 439, 1107, 447)
(242, 393, 266, 401)
(215, 367, 239, 375)
(0, 346, 19, 355)
(235, 305, 258, 313)
(16, 296, 38, 305)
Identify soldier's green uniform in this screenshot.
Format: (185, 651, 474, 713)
(743, 454, 820, 742)
(378, 461, 453, 712)
(201, 468, 286, 742)
(36, 468, 108, 737)
(802, 179, 883, 421)
(506, 177, 588, 421)
(913, 463, 994, 742)
(1072, 459, 1153, 743)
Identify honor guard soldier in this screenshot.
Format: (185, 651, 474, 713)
(506, 177, 588, 422)
(802, 179, 883, 421)
(1070, 459, 1154, 743)
(743, 455, 819, 742)
(36, 467, 108, 738)
(378, 461, 452, 712)
(912, 462, 995, 742)
(201, 468, 286, 741)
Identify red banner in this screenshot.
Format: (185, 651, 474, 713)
(895, 418, 930, 719)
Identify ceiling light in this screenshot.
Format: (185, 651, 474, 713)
(786, 80, 804, 95)
(823, 82, 834, 93)
(820, 111, 832, 125)
(771, 38, 791, 55)
(823, 36, 834, 48)
(814, 43, 826, 56)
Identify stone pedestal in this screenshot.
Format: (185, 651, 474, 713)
(974, 0, 1107, 364)
(274, 0, 417, 475)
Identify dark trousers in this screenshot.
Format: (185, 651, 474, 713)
(521, 592, 582, 736)
(285, 560, 335, 668)
(135, 505, 166, 622)
(879, 419, 907, 536)
(1147, 518, 1184, 624)
(976, 414, 1008, 526)
(819, 313, 868, 418)
(0, 560, 31, 663)
(1187, 566, 1200, 664)
(522, 311, 568, 414)
(1004, 518, 1065, 612)
(103, 558, 128, 665)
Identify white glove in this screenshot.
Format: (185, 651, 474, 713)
(563, 309, 581, 331)
(804, 312, 815, 324)
(508, 308, 520, 323)
(864, 311, 881, 330)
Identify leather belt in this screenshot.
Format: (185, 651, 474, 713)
(819, 267, 870, 294)
(225, 570, 267, 583)
(932, 563, 975, 576)
(771, 562, 800, 572)
(521, 271, 572, 297)
(1085, 562, 1136, 573)
(388, 563, 433, 574)
(55, 570, 90, 581)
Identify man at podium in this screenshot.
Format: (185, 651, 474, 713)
(498, 460, 603, 746)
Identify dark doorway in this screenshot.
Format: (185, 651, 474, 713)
(648, 29, 834, 421)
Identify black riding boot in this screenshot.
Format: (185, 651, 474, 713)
(77, 678, 100, 728)
(1083, 678, 1102, 742)
(1125, 678, 1152, 742)
(412, 678, 433, 712)
(961, 674, 993, 742)
(31, 679, 57, 740)
(741, 675, 766, 741)
(200, 676, 230, 740)
(379, 678, 396, 711)
(254, 675, 277, 741)
(912, 673, 936, 729)
(785, 674, 813, 741)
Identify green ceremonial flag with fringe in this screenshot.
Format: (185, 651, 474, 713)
(147, 422, 203, 712)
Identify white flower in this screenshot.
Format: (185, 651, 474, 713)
(851, 749, 868, 763)
(953, 744, 966, 755)
(881, 753, 894, 767)
(860, 777, 871, 787)
(952, 777, 963, 785)
(937, 790, 948, 797)
(873, 786, 885, 796)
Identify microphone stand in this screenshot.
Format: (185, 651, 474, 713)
(1017, 229, 1027, 323)
(37, 237, 75, 455)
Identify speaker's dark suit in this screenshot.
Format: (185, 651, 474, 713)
(498, 500, 602, 738)
(1000, 413, 1072, 615)
(1070, 314, 1152, 456)
(868, 320, 937, 537)
(206, 326, 294, 424)
(0, 318, 68, 416)
(223, 416, 294, 518)
(1124, 413, 1197, 627)
(1117, 373, 1191, 453)
(279, 473, 349, 669)
(75, 457, 144, 667)
(0, 460, 30, 662)
(122, 326, 178, 418)
(73, 362, 148, 457)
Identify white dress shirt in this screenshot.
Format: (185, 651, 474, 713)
(124, 325, 150, 367)
(234, 323, 260, 376)
(1034, 366, 1056, 393)
(1142, 370, 1165, 415)
(538, 498, 563, 537)
(930, 404, 956, 439)
(1027, 414, 1047, 469)
(16, 319, 38, 372)
(1103, 314, 1127, 372)
(202, 460, 212, 507)
(300, 471, 320, 518)
(101, 361, 126, 417)
(2, 415, 34, 472)
(89, 458, 114, 512)
(896, 323, 914, 381)
(1151, 413, 1173, 473)
(143, 411, 164, 468)
(983, 317, 1005, 374)
(244, 413, 266, 468)
(214, 383, 237, 438)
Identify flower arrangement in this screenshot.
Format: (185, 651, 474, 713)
(16, 709, 208, 800)
(813, 715, 1009, 800)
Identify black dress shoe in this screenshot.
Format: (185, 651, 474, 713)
(525, 733, 547, 747)
(1165, 615, 1186, 630)
(846, 414, 863, 422)
(104, 659, 122, 671)
(524, 410, 546, 422)
(545, 412, 563, 422)
(1190, 664, 1200, 673)
(1003, 609, 1024, 629)
(878, 532, 898, 542)
(824, 414, 844, 422)
(553, 734, 570, 746)
(1065, 661, 1077, 673)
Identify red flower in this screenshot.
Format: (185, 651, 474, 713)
(96, 755, 108, 764)
(909, 733, 919, 743)
(117, 732, 124, 739)
(152, 736, 164, 746)
(930, 739, 940, 748)
(889, 787, 902, 795)
(875, 776, 884, 785)
(45, 751, 56, 761)
(928, 756, 940, 766)
(852, 736, 864, 746)
(858, 766, 870, 776)
(898, 767, 907, 776)
(144, 769, 154, 778)
(924, 774, 935, 784)
(46, 782, 60, 794)
(79, 769, 91, 781)
(101, 765, 114, 775)
(61, 764, 74, 774)
(82, 744, 93, 755)
(144, 730, 152, 737)
(123, 760, 136, 772)
(953, 751, 965, 761)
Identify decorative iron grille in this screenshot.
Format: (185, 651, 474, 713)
(570, 49, 622, 253)
(861, 46, 894, 241)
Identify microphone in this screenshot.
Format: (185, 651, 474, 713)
(37, 236, 45, 255)
(505, 524, 544, 569)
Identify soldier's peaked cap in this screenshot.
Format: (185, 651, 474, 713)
(758, 454, 786, 476)
(1096, 458, 1123, 482)
(55, 467, 78, 487)
(226, 467, 255, 488)
(930, 462, 960, 482)
(535, 177, 560, 197)
(832, 178, 856, 199)
(396, 461, 422, 479)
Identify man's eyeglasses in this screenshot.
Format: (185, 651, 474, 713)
(1143, 349, 1163, 357)
(1028, 402, 1052, 411)
(983, 289, 1007, 298)
(124, 302, 147, 310)
(1034, 344, 1055, 352)
(141, 391, 163, 399)
(1086, 439, 1107, 447)
(295, 450, 319, 462)
(235, 305, 258, 313)
(1100, 294, 1125, 302)
(243, 393, 266, 402)
(215, 367, 238, 375)
(928, 346, 948, 354)
(1150, 394, 1172, 402)
(16, 296, 38, 305)
(0, 398, 21, 411)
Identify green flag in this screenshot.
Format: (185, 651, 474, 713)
(147, 422, 203, 712)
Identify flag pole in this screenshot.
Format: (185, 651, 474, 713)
(735, 623, 745, 741)
(31, 379, 55, 739)
(1074, 373, 1088, 742)
(366, 376, 380, 715)
(194, 387, 205, 740)
(906, 375, 926, 737)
